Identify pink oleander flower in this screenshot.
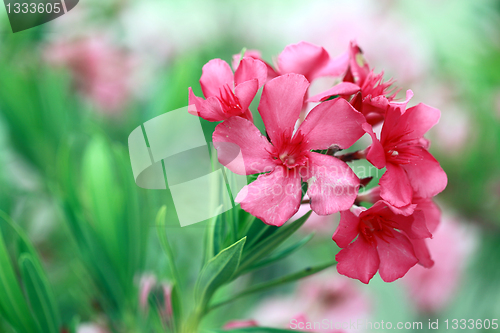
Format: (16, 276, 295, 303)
(363, 94, 447, 208)
(253, 270, 371, 333)
(309, 41, 399, 126)
(188, 57, 267, 122)
(333, 201, 432, 284)
(232, 41, 349, 83)
(402, 215, 477, 314)
(45, 36, 135, 114)
(213, 73, 366, 226)
(356, 187, 442, 268)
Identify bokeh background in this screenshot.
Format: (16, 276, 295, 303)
(0, 0, 499, 332)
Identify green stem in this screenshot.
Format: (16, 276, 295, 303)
(207, 261, 337, 313)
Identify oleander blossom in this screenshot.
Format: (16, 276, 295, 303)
(213, 73, 365, 226)
(309, 41, 399, 125)
(364, 93, 448, 208)
(333, 201, 432, 284)
(188, 57, 267, 122)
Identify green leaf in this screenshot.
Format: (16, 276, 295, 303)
(170, 283, 183, 333)
(202, 205, 225, 265)
(237, 211, 312, 273)
(210, 260, 336, 312)
(194, 237, 246, 309)
(156, 206, 181, 286)
(19, 254, 60, 333)
(243, 233, 314, 273)
(0, 212, 40, 332)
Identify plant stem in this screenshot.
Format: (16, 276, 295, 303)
(336, 149, 367, 162)
(207, 261, 337, 313)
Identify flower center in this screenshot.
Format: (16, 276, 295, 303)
(359, 215, 397, 244)
(384, 126, 420, 165)
(275, 132, 308, 169)
(219, 84, 242, 116)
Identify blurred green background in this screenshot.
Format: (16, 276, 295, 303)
(0, 0, 499, 332)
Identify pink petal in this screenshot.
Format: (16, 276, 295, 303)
(377, 230, 418, 282)
(315, 50, 350, 78)
(234, 57, 267, 88)
(336, 236, 380, 284)
(200, 59, 234, 98)
(348, 41, 370, 83)
(363, 122, 386, 169)
(303, 152, 359, 215)
(258, 73, 309, 144)
(188, 87, 205, 117)
(401, 103, 440, 139)
(379, 163, 413, 207)
(198, 96, 226, 122)
(394, 210, 432, 240)
(232, 49, 262, 70)
(277, 42, 329, 81)
(234, 79, 259, 113)
(390, 89, 414, 113)
(333, 210, 360, 248)
(414, 197, 441, 233)
(213, 117, 276, 175)
(410, 238, 434, 268)
(402, 148, 447, 198)
(307, 82, 361, 102)
(236, 166, 302, 226)
(380, 103, 403, 144)
(385, 202, 416, 216)
(298, 98, 365, 150)
(361, 95, 389, 125)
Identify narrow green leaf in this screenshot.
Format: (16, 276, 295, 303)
(19, 254, 60, 333)
(170, 283, 183, 333)
(239, 47, 247, 62)
(243, 233, 314, 273)
(203, 205, 224, 264)
(155, 206, 181, 287)
(0, 214, 39, 332)
(195, 237, 246, 309)
(210, 260, 336, 312)
(238, 211, 312, 273)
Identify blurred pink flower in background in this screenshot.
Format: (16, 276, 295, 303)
(223, 319, 259, 330)
(45, 36, 136, 114)
(139, 274, 157, 311)
(401, 214, 477, 313)
(252, 270, 371, 332)
(420, 83, 472, 155)
(138, 273, 173, 323)
(291, 198, 339, 235)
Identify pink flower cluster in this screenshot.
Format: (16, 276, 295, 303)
(189, 41, 447, 284)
